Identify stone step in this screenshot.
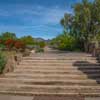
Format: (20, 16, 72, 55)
(5, 72, 99, 77)
(16, 65, 100, 69)
(4, 73, 100, 79)
(14, 69, 100, 74)
(3, 73, 100, 80)
(22, 58, 97, 61)
(29, 53, 92, 57)
(0, 78, 98, 85)
(0, 84, 100, 90)
(20, 62, 100, 66)
(12, 70, 100, 75)
(15, 68, 100, 71)
(15, 66, 100, 70)
(0, 85, 100, 96)
(1, 90, 100, 97)
(21, 60, 97, 63)
(23, 57, 96, 60)
(15, 66, 78, 70)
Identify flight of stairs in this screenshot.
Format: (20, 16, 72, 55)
(0, 52, 100, 97)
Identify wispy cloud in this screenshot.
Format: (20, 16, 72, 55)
(0, 2, 72, 39)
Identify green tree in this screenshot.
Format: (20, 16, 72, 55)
(60, 13, 73, 33)
(60, 0, 100, 52)
(73, 0, 92, 51)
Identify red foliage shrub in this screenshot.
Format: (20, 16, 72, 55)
(14, 41, 25, 49)
(5, 39, 15, 49)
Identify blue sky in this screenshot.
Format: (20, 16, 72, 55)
(0, 0, 82, 39)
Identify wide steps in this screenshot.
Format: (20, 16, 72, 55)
(0, 52, 100, 96)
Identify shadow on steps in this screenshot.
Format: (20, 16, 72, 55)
(73, 61, 100, 84)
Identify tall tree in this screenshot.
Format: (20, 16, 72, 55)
(60, 13, 73, 33)
(60, 0, 100, 52)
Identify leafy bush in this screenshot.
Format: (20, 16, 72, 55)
(0, 53, 6, 74)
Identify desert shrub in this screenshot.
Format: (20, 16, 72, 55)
(0, 52, 6, 74)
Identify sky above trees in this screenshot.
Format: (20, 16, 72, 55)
(0, 0, 82, 39)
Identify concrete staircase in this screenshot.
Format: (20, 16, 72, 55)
(0, 52, 100, 97)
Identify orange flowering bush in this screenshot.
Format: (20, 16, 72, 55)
(14, 41, 25, 49)
(5, 39, 15, 49)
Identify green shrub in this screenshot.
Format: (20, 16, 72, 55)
(50, 33, 84, 51)
(35, 48, 44, 53)
(0, 52, 6, 74)
(36, 41, 46, 48)
(50, 34, 78, 51)
(0, 44, 6, 50)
